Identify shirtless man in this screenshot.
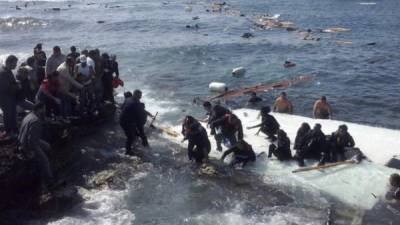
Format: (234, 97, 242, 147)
(313, 96, 332, 119)
(273, 92, 293, 114)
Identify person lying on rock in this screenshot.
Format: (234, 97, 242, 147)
(221, 139, 256, 168)
(181, 116, 210, 164)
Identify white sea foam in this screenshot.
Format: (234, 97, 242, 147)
(359, 2, 377, 5)
(48, 189, 135, 225)
(193, 204, 324, 225)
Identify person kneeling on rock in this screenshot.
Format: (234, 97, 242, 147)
(182, 116, 210, 164)
(221, 139, 256, 168)
(268, 129, 292, 161)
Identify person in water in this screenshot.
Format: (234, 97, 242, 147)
(296, 123, 327, 167)
(247, 92, 263, 105)
(329, 124, 355, 162)
(182, 116, 211, 164)
(313, 96, 332, 119)
(283, 61, 296, 68)
(203, 101, 230, 151)
(273, 92, 293, 114)
(247, 106, 280, 141)
(221, 139, 256, 167)
(268, 129, 292, 161)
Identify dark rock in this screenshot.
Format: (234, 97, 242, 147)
(97, 21, 105, 24)
(367, 42, 376, 46)
(52, 8, 61, 11)
(241, 32, 254, 38)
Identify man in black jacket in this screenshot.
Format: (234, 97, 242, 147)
(247, 106, 279, 141)
(329, 124, 355, 162)
(296, 123, 327, 167)
(119, 89, 153, 155)
(268, 129, 292, 161)
(0, 55, 19, 137)
(221, 139, 256, 167)
(182, 116, 210, 163)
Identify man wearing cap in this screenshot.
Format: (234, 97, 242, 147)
(75, 55, 95, 115)
(45, 46, 66, 77)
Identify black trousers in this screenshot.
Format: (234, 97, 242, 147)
(121, 123, 135, 152)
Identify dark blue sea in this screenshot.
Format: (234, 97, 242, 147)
(1, 0, 399, 224)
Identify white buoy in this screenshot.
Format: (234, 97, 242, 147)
(209, 82, 227, 92)
(232, 67, 246, 77)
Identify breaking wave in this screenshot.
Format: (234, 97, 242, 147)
(0, 17, 47, 31)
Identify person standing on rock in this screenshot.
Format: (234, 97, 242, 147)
(0, 55, 19, 137)
(18, 102, 53, 189)
(45, 46, 66, 77)
(119, 90, 154, 155)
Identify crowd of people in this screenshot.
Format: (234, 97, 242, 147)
(0, 44, 121, 137)
(179, 100, 353, 168)
(0, 44, 121, 189)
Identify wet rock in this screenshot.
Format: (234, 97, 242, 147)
(192, 16, 200, 20)
(52, 8, 61, 11)
(367, 42, 376, 46)
(97, 20, 105, 24)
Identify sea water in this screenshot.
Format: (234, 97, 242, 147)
(1, 0, 400, 224)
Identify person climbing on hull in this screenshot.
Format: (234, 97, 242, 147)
(328, 124, 355, 162)
(268, 129, 292, 161)
(295, 123, 327, 167)
(203, 101, 230, 151)
(210, 112, 243, 148)
(220, 139, 256, 168)
(247, 106, 279, 141)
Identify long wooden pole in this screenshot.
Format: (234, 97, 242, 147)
(292, 160, 355, 173)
